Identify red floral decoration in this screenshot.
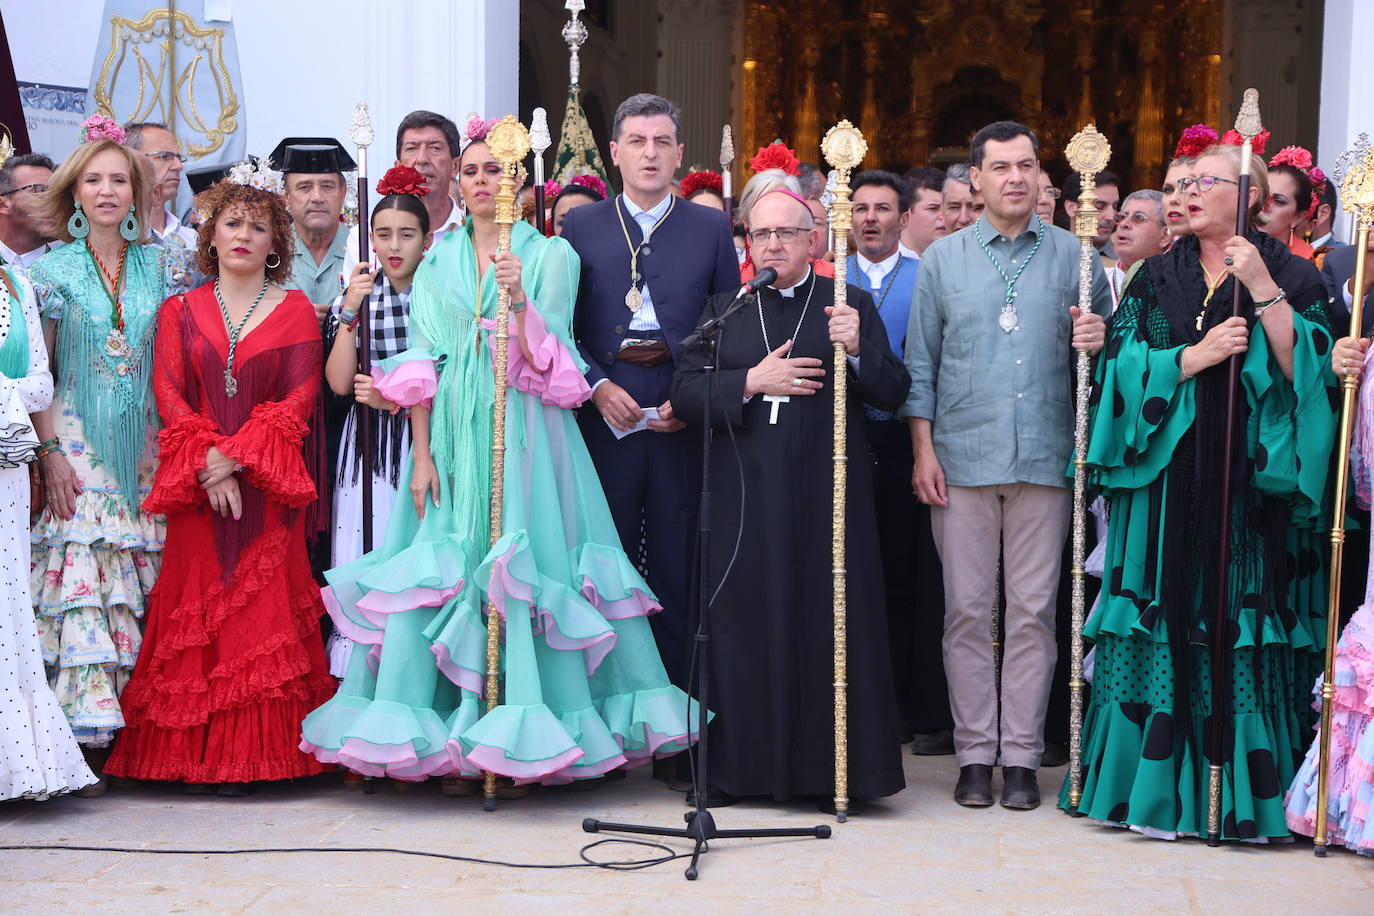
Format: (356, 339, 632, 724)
(680, 170, 723, 197)
(544, 178, 564, 199)
(1173, 124, 1218, 160)
(1220, 128, 1271, 157)
(568, 174, 608, 198)
(1268, 145, 1314, 172)
(376, 165, 430, 197)
(748, 141, 800, 176)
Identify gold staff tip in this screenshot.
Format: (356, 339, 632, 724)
(1065, 124, 1111, 178)
(822, 121, 867, 173)
(487, 115, 532, 169)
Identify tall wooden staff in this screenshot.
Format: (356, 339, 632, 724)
(720, 125, 735, 223)
(481, 115, 531, 812)
(1206, 88, 1263, 847)
(821, 120, 867, 823)
(1063, 124, 1111, 813)
(1315, 144, 1374, 856)
(531, 107, 551, 234)
(349, 102, 376, 553)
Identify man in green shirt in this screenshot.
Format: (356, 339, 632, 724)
(902, 121, 1111, 811)
(271, 137, 356, 323)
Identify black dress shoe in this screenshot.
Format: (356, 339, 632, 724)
(910, 730, 956, 756)
(685, 786, 737, 808)
(954, 764, 994, 807)
(1000, 766, 1040, 810)
(1040, 740, 1068, 767)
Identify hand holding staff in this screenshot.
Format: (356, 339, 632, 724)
(481, 115, 531, 812)
(1315, 144, 1374, 856)
(821, 119, 867, 823)
(1062, 123, 1112, 815)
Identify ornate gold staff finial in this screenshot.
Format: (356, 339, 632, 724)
(1062, 122, 1112, 816)
(1235, 88, 1263, 143)
(480, 114, 531, 813)
(0, 123, 13, 169)
(1316, 144, 1374, 856)
(820, 118, 867, 824)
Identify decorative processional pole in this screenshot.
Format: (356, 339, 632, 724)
(821, 119, 866, 823)
(1063, 123, 1111, 814)
(480, 115, 531, 812)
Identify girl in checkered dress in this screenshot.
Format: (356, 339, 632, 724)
(322, 168, 431, 677)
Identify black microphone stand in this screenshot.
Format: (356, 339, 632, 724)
(582, 291, 831, 880)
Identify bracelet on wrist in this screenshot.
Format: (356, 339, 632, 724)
(1253, 289, 1286, 312)
(35, 438, 63, 459)
(337, 308, 361, 329)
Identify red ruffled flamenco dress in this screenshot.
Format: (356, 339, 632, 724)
(105, 287, 335, 784)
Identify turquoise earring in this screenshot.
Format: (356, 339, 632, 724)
(120, 204, 139, 242)
(68, 202, 89, 240)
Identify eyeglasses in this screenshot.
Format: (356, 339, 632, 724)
(0, 183, 47, 196)
(748, 226, 810, 245)
(1120, 211, 1164, 226)
(146, 151, 187, 164)
(1177, 175, 1238, 193)
(1039, 187, 1061, 199)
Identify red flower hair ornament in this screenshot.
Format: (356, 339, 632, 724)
(680, 170, 723, 197)
(1173, 124, 1218, 160)
(1220, 128, 1270, 157)
(376, 165, 430, 197)
(748, 141, 800, 176)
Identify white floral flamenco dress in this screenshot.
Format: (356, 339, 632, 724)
(25, 241, 186, 747)
(0, 267, 96, 799)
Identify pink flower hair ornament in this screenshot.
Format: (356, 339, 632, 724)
(79, 114, 126, 145)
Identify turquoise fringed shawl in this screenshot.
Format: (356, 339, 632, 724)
(27, 242, 175, 510)
(0, 268, 29, 378)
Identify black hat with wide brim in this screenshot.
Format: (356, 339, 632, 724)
(186, 162, 236, 195)
(268, 137, 357, 174)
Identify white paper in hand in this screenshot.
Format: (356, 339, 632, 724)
(607, 407, 660, 440)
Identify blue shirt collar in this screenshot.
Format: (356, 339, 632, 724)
(622, 190, 674, 222)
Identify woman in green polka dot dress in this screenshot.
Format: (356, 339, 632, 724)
(1059, 144, 1339, 841)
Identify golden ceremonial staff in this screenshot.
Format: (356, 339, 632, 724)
(1315, 143, 1374, 856)
(481, 114, 531, 812)
(1063, 124, 1111, 814)
(821, 119, 867, 823)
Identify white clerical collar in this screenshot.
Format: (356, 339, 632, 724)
(897, 240, 920, 261)
(858, 248, 900, 278)
(772, 268, 813, 298)
(623, 191, 673, 222)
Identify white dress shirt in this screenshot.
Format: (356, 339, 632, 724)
(623, 192, 675, 332)
(150, 206, 198, 249)
(856, 249, 900, 288)
(0, 238, 59, 268)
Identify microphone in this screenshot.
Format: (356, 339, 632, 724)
(680, 267, 780, 350)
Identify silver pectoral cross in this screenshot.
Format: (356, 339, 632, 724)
(763, 393, 789, 424)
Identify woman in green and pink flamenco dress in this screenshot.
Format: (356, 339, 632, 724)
(301, 116, 700, 791)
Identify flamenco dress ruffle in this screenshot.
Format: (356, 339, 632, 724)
(302, 241, 703, 784)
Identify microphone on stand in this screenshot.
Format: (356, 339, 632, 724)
(680, 267, 778, 350)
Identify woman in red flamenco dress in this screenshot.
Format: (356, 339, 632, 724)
(105, 170, 335, 793)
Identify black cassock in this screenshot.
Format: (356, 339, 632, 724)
(669, 272, 908, 801)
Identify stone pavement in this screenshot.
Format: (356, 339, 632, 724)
(1, 754, 1370, 914)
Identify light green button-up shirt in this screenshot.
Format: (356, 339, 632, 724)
(284, 223, 350, 308)
(900, 213, 1113, 489)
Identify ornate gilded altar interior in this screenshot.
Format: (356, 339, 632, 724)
(739, 0, 1227, 188)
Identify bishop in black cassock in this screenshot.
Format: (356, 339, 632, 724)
(669, 188, 908, 808)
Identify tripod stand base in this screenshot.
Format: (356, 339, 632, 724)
(583, 812, 830, 881)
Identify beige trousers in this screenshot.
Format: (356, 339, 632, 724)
(930, 482, 1071, 769)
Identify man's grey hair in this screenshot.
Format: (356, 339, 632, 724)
(945, 162, 971, 186)
(1124, 188, 1165, 223)
(612, 93, 681, 143)
(123, 121, 174, 150)
(0, 152, 56, 194)
(796, 161, 826, 199)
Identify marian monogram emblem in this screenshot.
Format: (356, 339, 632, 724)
(91, 9, 240, 159)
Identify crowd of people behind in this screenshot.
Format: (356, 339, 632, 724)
(2, 91, 1373, 856)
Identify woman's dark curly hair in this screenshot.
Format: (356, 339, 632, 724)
(194, 180, 295, 284)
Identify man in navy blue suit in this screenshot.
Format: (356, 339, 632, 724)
(561, 94, 738, 724)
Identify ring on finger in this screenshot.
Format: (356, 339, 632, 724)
(1224, 256, 1234, 266)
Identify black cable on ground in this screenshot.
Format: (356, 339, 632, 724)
(0, 837, 687, 872)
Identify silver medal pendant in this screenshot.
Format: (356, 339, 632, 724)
(224, 368, 239, 398)
(625, 285, 643, 313)
(998, 301, 1019, 333)
(105, 327, 132, 359)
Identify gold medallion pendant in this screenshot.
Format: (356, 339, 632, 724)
(625, 285, 643, 313)
(105, 328, 133, 359)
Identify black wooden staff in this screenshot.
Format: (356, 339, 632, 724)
(1206, 87, 1262, 848)
(349, 103, 376, 553)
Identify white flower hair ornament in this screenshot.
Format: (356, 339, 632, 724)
(228, 159, 284, 194)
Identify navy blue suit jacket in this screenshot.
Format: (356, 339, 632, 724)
(563, 195, 739, 385)
(1321, 242, 1374, 336)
